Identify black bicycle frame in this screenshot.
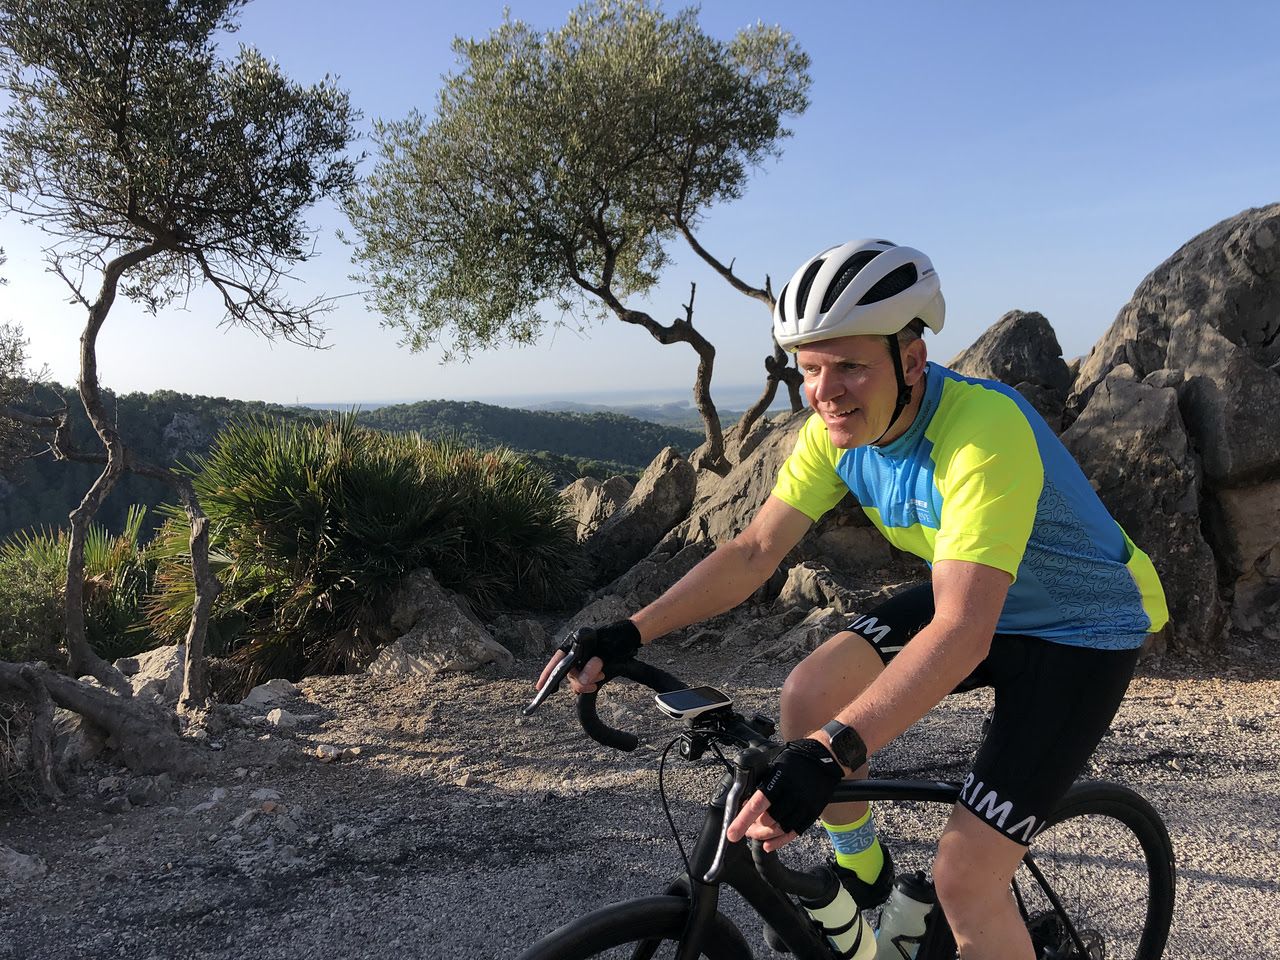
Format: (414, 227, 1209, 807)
(658, 774, 963, 960)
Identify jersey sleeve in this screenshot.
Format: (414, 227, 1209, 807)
(771, 413, 850, 522)
(931, 390, 1044, 579)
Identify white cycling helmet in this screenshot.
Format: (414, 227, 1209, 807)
(772, 239, 945, 351)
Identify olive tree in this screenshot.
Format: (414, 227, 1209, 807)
(345, 0, 810, 469)
(0, 0, 355, 785)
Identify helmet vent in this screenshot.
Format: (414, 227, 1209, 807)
(858, 264, 918, 305)
(775, 281, 791, 322)
(821, 251, 883, 313)
(794, 258, 826, 319)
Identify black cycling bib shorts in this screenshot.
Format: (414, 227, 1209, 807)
(846, 583, 1140, 845)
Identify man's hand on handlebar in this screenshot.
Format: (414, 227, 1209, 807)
(535, 619, 643, 696)
(726, 737, 843, 853)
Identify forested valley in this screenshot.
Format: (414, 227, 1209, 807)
(0, 385, 703, 541)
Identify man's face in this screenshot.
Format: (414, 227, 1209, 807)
(796, 334, 927, 449)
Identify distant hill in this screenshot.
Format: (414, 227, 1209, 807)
(357, 400, 701, 466)
(0, 388, 703, 540)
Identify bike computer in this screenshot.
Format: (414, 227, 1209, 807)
(654, 685, 732, 720)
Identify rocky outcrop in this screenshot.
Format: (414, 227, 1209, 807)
(1072, 203, 1280, 414)
(948, 310, 1073, 429)
(118, 645, 184, 705)
(1061, 369, 1225, 652)
(580, 448, 696, 585)
(1064, 204, 1280, 650)
(368, 569, 512, 677)
(561, 475, 633, 542)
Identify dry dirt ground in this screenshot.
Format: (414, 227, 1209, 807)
(1, 633, 1278, 960)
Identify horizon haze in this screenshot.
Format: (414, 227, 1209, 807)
(2, 1, 1278, 408)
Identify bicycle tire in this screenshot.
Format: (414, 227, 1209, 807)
(1014, 780, 1175, 960)
(515, 894, 755, 960)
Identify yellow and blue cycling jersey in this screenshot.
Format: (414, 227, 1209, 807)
(773, 363, 1168, 649)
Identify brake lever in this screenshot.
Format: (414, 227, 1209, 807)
(522, 648, 577, 716)
(703, 765, 750, 884)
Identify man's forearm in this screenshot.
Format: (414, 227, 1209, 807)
(631, 538, 777, 643)
(826, 620, 990, 760)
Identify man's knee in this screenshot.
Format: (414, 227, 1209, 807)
(934, 810, 1025, 924)
(779, 631, 883, 738)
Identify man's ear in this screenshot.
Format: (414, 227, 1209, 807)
(903, 338, 928, 384)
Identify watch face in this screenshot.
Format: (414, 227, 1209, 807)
(828, 724, 866, 770)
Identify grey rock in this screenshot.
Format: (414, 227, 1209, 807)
(1061, 372, 1225, 652)
(487, 615, 551, 658)
(126, 773, 173, 807)
(948, 310, 1072, 428)
(561, 475, 633, 542)
(1168, 319, 1280, 487)
(775, 562, 862, 616)
(370, 568, 513, 678)
(581, 448, 696, 585)
(265, 708, 298, 728)
(1071, 202, 1280, 415)
(240, 678, 299, 710)
(128, 643, 185, 705)
(598, 542, 714, 609)
(101, 795, 132, 814)
(0, 845, 47, 882)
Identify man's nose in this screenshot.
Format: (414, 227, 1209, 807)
(812, 369, 844, 403)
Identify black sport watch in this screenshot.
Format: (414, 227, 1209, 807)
(820, 719, 868, 773)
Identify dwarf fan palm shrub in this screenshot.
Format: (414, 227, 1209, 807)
(144, 415, 583, 689)
(0, 505, 158, 665)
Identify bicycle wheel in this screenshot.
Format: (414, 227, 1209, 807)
(1014, 781, 1175, 960)
(515, 894, 754, 960)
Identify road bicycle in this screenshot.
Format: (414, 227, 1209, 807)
(516, 633, 1175, 960)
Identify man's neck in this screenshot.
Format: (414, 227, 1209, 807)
(872, 371, 928, 448)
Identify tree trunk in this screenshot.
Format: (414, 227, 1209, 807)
(736, 344, 805, 438)
(63, 246, 158, 694)
(170, 475, 221, 713)
(595, 280, 728, 472)
(687, 332, 726, 472)
(19, 666, 62, 800)
(0, 662, 206, 777)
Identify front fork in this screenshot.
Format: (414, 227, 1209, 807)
(664, 774, 833, 960)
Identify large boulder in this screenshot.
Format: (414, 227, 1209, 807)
(948, 310, 1073, 429)
(1066, 205, 1280, 649)
(1071, 203, 1280, 414)
(1061, 370, 1226, 652)
(581, 448, 696, 585)
(122, 644, 185, 705)
(561, 475, 633, 542)
(368, 569, 512, 677)
(1166, 318, 1280, 487)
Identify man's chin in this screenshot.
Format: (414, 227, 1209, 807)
(825, 424, 866, 449)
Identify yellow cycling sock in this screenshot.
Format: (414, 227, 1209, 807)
(822, 808, 884, 884)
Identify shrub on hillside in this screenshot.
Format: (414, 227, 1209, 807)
(0, 506, 158, 666)
(144, 416, 584, 688)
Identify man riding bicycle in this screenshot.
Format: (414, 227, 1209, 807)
(538, 238, 1168, 960)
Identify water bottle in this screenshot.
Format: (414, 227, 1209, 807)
(874, 871, 936, 960)
(801, 879, 876, 960)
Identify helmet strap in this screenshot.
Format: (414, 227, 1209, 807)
(871, 335, 916, 446)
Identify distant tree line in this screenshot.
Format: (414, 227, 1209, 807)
(0, 387, 699, 541)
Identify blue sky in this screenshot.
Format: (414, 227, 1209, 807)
(2, 0, 1278, 406)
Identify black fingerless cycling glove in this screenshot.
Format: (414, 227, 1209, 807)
(757, 738, 844, 835)
(560, 619, 643, 673)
